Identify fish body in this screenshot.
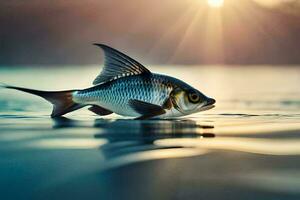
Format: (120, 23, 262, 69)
(74, 73, 190, 118)
(2, 44, 215, 119)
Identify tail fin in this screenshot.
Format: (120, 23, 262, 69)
(2, 84, 84, 118)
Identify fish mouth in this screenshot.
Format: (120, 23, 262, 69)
(198, 98, 216, 112)
(206, 97, 216, 106)
(198, 104, 215, 112)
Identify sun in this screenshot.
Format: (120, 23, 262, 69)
(207, 0, 224, 8)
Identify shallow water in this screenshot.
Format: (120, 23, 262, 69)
(0, 66, 300, 200)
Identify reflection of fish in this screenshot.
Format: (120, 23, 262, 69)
(92, 119, 215, 161)
(2, 44, 215, 119)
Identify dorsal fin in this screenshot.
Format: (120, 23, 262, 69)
(93, 44, 151, 85)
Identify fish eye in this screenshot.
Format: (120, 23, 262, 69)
(188, 92, 200, 103)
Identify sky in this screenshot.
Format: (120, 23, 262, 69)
(0, 0, 300, 66)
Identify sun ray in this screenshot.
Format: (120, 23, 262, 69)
(202, 4, 225, 64)
(167, 6, 206, 63)
(146, 5, 198, 60)
(207, 0, 224, 8)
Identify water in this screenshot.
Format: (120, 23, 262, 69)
(0, 66, 300, 200)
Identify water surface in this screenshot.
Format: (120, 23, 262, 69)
(0, 66, 300, 200)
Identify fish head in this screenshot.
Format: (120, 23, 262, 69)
(171, 86, 215, 115)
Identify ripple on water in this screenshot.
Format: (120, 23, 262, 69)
(0, 66, 300, 199)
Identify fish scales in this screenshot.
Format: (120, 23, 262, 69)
(73, 74, 172, 116)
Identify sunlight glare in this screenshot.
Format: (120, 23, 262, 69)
(207, 0, 224, 8)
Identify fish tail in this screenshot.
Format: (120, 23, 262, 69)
(2, 84, 84, 118)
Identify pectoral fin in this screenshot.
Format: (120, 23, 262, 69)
(128, 99, 166, 120)
(88, 105, 113, 116)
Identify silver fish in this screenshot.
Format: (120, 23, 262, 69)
(2, 44, 215, 119)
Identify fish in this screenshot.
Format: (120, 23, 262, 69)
(1, 44, 215, 119)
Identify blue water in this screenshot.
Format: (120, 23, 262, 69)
(0, 66, 300, 200)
